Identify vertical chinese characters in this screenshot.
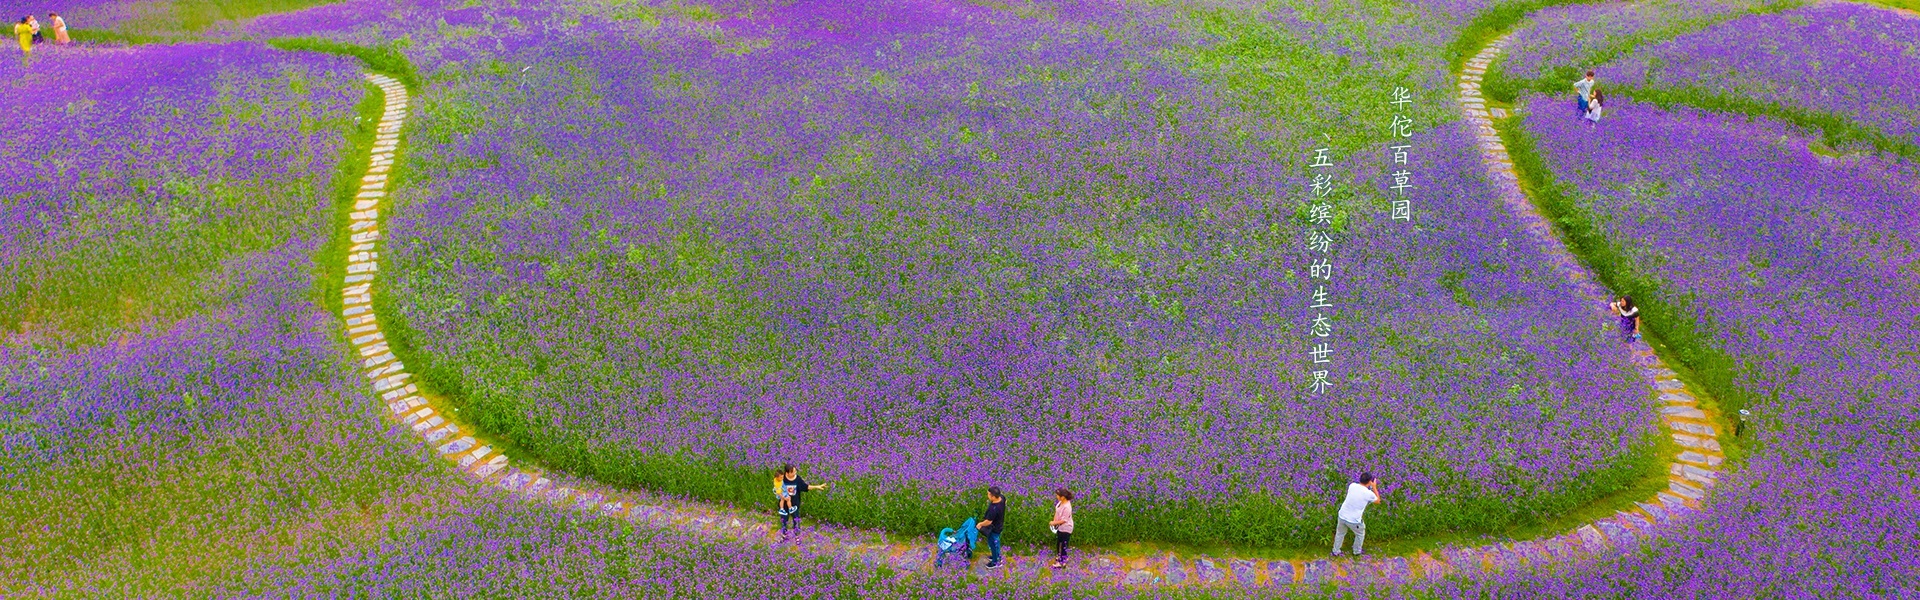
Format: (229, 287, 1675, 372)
(1388, 86, 1415, 221)
(1305, 146, 1336, 396)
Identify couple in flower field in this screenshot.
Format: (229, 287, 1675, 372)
(1574, 70, 1607, 125)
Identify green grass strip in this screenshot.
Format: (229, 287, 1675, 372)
(268, 37, 420, 89)
(310, 80, 387, 315)
(65, 27, 180, 45)
(1615, 85, 1920, 163)
(1478, 0, 1804, 103)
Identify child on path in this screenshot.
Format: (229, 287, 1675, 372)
(27, 15, 40, 44)
(1048, 488, 1074, 569)
(1333, 472, 1381, 557)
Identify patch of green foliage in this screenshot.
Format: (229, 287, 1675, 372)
(92, 0, 345, 37)
(312, 81, 390, 316)
(1611, 85, 1920, 163)
(269, 38, 422, 89)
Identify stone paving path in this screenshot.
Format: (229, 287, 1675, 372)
(340, 58, 1725, 590)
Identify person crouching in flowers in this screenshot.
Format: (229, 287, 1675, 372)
(1585, 90, 1606, 125)
(1610, 295, 1641, 342)
(49, 13, 68, 45)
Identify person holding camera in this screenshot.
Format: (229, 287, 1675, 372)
(1333, 472, 1382, 557)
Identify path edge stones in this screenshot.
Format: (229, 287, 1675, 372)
(338, 59, 1725, 590)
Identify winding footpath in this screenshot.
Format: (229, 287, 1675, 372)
(338, 50, 1725, 590)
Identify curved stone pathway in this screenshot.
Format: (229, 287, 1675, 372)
(1458, 30, 1727, 546)
(339, 56, 1724, 589)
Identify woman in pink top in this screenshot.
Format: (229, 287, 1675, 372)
(1048, 488, 1074, 568)
(49, 13, 68, 45)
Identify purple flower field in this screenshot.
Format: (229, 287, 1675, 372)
(0, 0, 344, 36)
(0, 37, 1115, 597)
(1, 42, 359, 341)
(1499, 1, 1920, 146)
(1470, 95, 1920, 596)
(1610, 2, 1920, 145)
(1494, 0, 1770, 83)
(378, 0, 1651, 548)
(7, 0, 1919, 595)
(0, 0, 140, 30)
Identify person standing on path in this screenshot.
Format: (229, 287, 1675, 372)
(1333, 472, 1381, 557)
(1610, 295, 1641, 342)
(48, 13, 67, 45)
(1048, 488, 1074, 569)
(975, 487, 1007, 569)
(1574, 71, 1596, 116)
(26, 15, 40, 45)
(14, 18, 31, 58)
(777, 464, 828, 537)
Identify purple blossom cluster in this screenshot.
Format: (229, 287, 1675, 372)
(3, 41, 1100, 595)
(1460, 96, 1920, 597)
(379, 0, 1648, 546)
(28, 0, 1916, 594)
(225, 497, 1147, 598)
(1494, 0, 1769, 84)
(1602, 2, 1920, 145)
(1499, 1, 1920, 148)
(1, 42, 359, 338)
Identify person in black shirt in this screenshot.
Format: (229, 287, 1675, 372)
(975, 486, 1007, 568)
(778, 463, 828, 537)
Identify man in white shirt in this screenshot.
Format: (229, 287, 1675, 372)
(1574, 71, 1596, 116)
(1333, 472, 1382, 556)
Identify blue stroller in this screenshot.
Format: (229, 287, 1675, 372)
(933, 518, 979, 567)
